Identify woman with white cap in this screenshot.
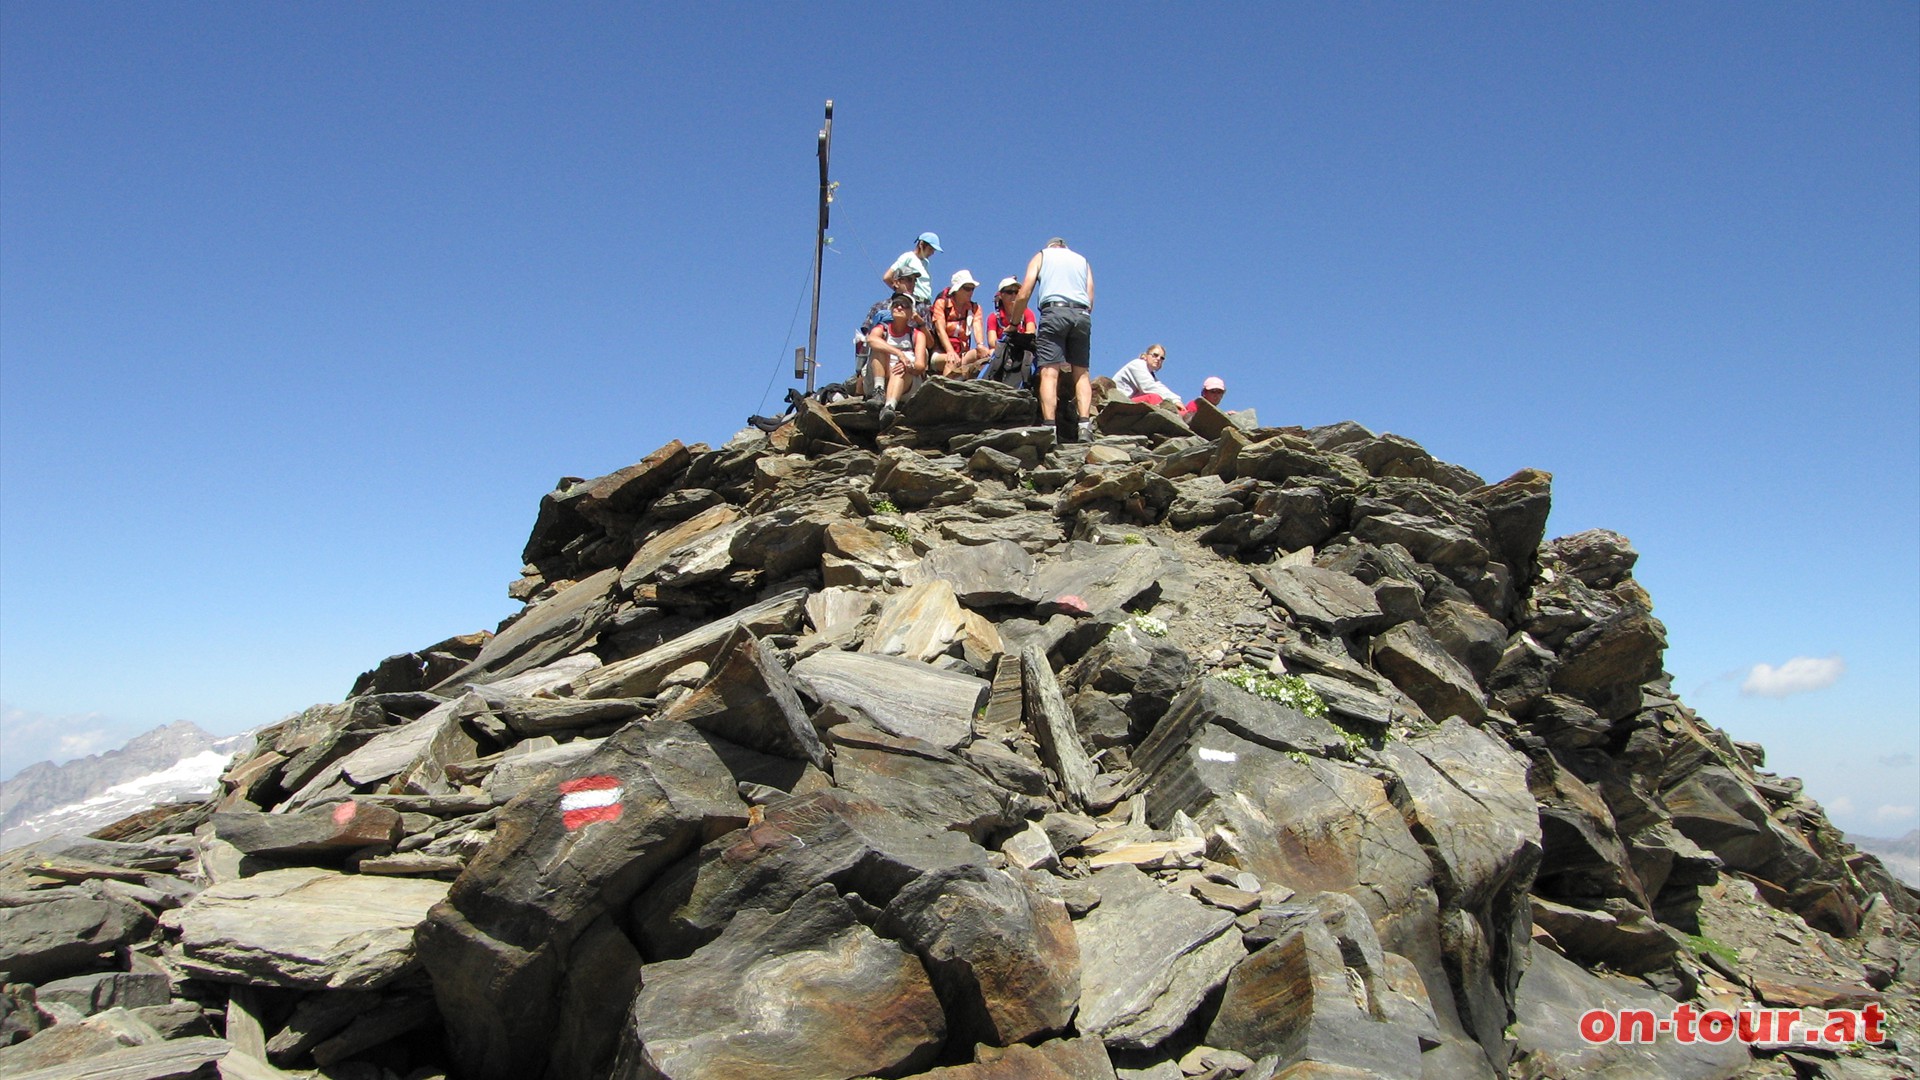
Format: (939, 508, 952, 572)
(983, 275, 1038, 387)
(930, 269, 989, 378)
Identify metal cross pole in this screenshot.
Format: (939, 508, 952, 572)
(802, 99, 834, 395)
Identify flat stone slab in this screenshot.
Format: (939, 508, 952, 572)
(1075, 864, 1243, 1049)
(1142, 726, 1434, 923)
(911, 1035, 1117, 1079)
(828, 725, 1027, 845)
(436, 567, 622, 688)
(3, 1035, 231, 1080)
(0, 891, 153, 985)
(1029, 542, 1170, 619)
(1250, 564, 1385, 635)
(790, 650, 987, 751)
(904, 540, 1040, 606)
(162, 868, 448, 989)
(569, 589, 808, 699)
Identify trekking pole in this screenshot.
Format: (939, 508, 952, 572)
(801, 100, 834, 395)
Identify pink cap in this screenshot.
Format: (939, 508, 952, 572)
(1202, 376, 1226, 391)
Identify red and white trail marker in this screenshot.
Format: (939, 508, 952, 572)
(558, 775, 624, 830)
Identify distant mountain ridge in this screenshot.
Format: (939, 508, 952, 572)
(1848, 828, 1920, 888)
(0, 719, 252, 849)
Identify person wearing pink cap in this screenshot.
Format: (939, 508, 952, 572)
(1180, 376, 1227, 418)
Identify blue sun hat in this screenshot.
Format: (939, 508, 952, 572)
(917, 232, 942, 252)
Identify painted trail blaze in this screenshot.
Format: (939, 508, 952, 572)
(558, 775, 624, 829)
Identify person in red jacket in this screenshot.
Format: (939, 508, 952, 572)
(1180, 376, 1227, 418)
(983, 276, 1037, 387)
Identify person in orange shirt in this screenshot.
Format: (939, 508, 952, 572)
(930, 270, 989, 378)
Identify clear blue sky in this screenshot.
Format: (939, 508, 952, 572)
(3, 5, 1915, 833)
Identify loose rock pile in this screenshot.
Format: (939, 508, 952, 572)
(0, 382, 1913, 1080)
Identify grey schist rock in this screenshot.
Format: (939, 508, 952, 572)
(1251, 564, 1387, 636)
(1028, 542, 1169, 619)
(0, 1035, 230, 1080)
(1379, 718, 1543, 1058)
(162, 868, 448, 989)
(1074, 864, 1243, 1049)
(879, 862, 1080, 1047)
(567, 588, 808, 699)
(827, 723, 1030, 845)
(416, 719, 749, 1080)
(612, 883, 946, 1080)
(1370, 621, 1490, 723)
(1135, 677, 1350, 773)
(632, 790, 986, 963)
(1511, 944, 1750, 1079)
(0, 890, 154, 984)
(1021, 646, 1098, 811)
(657, 625, 827, 770)
(863, 579, 973, 662)
(616, 504, 745, 591)
(910, 1035, 1118, 1079)
(434, 566, 623, 690)
(31, 972, 170, 1016)
(903, 540, 1040, 606)
(1208, 894, 1423, 1079)
(872, 446, 978, 509)
(211, 799, 402, 857)
(1140, 723, 1435, 927)
(790, 649, 987, 751)
(6, 409, 1905, 1080)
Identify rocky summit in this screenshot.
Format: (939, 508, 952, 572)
(0, 381, 1913, 1080)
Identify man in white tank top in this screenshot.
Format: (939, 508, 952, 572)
(1011, 238, 1095, 442)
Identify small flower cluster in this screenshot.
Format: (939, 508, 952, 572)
(1218, 669, 1329, 718)
(1128, 614, 1170, 638)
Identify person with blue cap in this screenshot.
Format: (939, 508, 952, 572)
(884, 232, 941, 307)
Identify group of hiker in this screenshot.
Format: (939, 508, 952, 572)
(856, 233, 1228, 441)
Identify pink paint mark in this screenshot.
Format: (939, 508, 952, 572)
(1052, 594, 1091, 616)
(558, 775, 624, 830)
(332, 802, 356, 826)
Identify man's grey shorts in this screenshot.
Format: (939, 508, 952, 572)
(1035, 304, 1091, 371)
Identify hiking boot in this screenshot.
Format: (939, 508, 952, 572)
(877, 403, 897, 428)
(1078, 420, 1094, 443)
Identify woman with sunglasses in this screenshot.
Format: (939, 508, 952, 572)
(982, 276, 1038, 388)
(930, 270, 990, 378)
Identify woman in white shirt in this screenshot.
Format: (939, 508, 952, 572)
(1113, 344, 1182, 407)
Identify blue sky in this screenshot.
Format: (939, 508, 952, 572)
(2, 5, 1915, 833)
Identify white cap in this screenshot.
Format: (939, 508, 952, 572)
(950, 270, 979, 291)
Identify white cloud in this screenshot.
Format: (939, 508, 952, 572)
(1828, 795, 1856, 817)
(1873, 805, 1917, 825)
(56, 731, 114, 757)
(1, 701, 120, 779)
(1740, 655, 1846, 698)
